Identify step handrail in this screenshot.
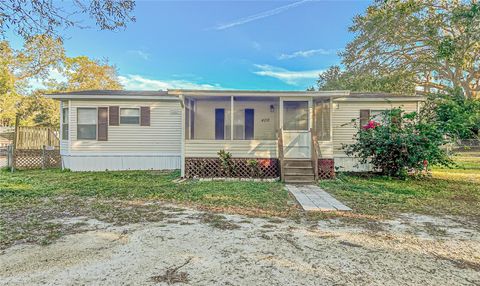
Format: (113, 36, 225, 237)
(310, 128, 319, 181)
(277, 128, 284, 182)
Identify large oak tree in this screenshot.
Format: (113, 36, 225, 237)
(342, 0, 480, 98)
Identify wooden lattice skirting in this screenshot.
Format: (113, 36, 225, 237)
(318, 158, 335, 179)
(13, 149, 61, 170)
(185, 158, 280, 179)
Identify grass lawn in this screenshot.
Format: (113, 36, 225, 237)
(1, 153, 479, 249)
(0, 170, 295, 249)
(319, 153, 480, 220)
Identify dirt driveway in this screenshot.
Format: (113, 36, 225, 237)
(0, 206, 479, 286)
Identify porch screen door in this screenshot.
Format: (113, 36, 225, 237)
(282, 100, 311, 158)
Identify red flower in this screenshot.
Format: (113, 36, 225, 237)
(259, 159, 271, 167)
(362, 120, 380, 130)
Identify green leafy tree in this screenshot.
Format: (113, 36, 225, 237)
(0, 36, 65, 126)
(0, 0, 135, 40)
(344, 108, 452, 178)
(342, 0, 480, 98)
(317, 65, 416, 93)
(421, 89, 480, 139)
(18, 91, 60, 127)
(58, 56, 123, 92)
(0, 37, 123, 127)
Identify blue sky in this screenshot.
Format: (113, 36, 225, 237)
(15, 0, 372, 91)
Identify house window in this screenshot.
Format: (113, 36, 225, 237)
(62, 107, 69, 140)
(371, 110, 387, 123)
(315, 100, 330, 141)
(77, 108, 97, 140)
(120, 108, 140, 124)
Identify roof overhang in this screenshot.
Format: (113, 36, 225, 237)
(46, 94, 179, 101)
(167, 89, 350, 98)
(45, 89, 425, 102)
(333, 96, 425, 102)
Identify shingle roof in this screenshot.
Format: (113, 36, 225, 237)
(349, 92, 420, 98)
(47, 90, 168, 96)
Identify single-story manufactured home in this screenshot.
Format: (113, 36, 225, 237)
(47, 89, 424, 183)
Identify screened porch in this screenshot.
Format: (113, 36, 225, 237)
(182, 93, 333, 159)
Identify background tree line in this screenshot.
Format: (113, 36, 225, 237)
(0, 35, 122, 127)
(0, 0, 135, 128)
(315, 0, 480, 139)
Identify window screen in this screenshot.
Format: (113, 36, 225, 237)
(120, 108, 140, 124)
(62, 107, 69, 140)
(283, 101, 308, 131)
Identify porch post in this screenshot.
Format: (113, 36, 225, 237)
(308, 98, 314, 130)
(180, 95, 186, 177)
(330, 97, 333, 141)
(230, 95, 234, 141)
(279, 98, 283, 129)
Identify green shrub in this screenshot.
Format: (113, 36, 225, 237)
(247, 159, 261, 177)
(344, 108, 452, 177)
(218, 150, 236, 177)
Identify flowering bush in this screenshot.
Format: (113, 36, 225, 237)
(362, 120, 380, 130)
(344, 108, 452, 177)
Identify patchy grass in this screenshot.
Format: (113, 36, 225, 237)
(319, 154, 480, 221)
(0, 169, 293, 249)
(1, 153, 479, 249)
(198, 213, 240, 230)
(0, 169, 291, 214)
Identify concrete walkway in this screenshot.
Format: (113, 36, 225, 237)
(286, 184, 352, 212)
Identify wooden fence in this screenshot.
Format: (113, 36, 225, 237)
(5, 124, 61, 171)
(15, 126, 59, 149)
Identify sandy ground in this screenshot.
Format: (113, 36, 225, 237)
(0, 206, 479, 286)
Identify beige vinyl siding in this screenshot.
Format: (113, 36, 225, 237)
(318, 141, 333, 158)
(185, 140, 277, 158)
(332, 100, 419, 156)
(69, 100, 181, 155)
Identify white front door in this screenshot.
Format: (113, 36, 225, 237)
(281, 99, 311, 158)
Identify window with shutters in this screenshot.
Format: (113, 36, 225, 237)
(62, 107, 69, 140)
(359, 109, 370, 128)
(77, 108, 97, 140)
(120, 108, 140, 125)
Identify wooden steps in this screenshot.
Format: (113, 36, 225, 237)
(283, 159, 315, 184)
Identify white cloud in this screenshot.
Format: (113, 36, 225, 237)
(212, 0, 310, 30)
(118, 74, 223, 90)
(28, 68, 66, 91)
(251, 41, 261, 51)
(253, 64, 324, 85)
(278, 48, 337, 60)
(128, 50, 150, 60)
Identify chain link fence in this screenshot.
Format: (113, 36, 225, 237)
(0, 147, 7, 168)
